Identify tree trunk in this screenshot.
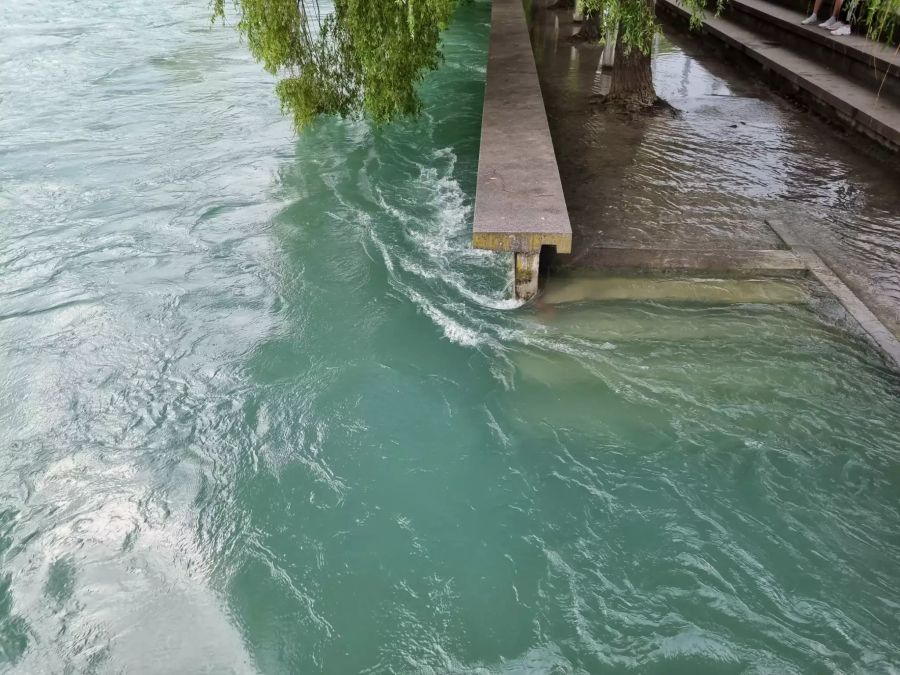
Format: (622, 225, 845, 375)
(571, 10, 601, 41)
(605, 40, 656, 109)
(547, 0, 575, 9)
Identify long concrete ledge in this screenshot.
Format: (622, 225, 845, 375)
(658, 0, 900, 150)
(473, 0, 572, 299)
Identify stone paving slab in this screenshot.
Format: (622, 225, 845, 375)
(472, 0, 572, 254)
(541, 275, 809, 304)
(574, 247, 807, 275)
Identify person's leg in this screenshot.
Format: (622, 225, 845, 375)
(802, 0, 825, 24)
(829, 0, 852, 35)
(819, 0, 842, 28)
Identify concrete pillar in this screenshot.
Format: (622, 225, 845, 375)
(515, 251, 540, 301)
(601, 30, 617, 67)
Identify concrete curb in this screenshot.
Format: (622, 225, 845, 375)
(767, 218, 900, 370)
(472, 0, 572, 299)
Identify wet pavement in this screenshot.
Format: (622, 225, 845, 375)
(529, 3, 900, 335)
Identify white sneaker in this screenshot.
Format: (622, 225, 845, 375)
(801, 13, 818, 24)
(819, 16, 838, 28)
(830, 22, 851, 35)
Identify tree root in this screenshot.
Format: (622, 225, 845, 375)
(568, 11, 601, 42)
(569, 25, 602, 42)
(590, 94, 680, 118)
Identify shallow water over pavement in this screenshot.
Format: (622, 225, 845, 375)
(531, 7, 900, 334)
(2, 1, 900, 672)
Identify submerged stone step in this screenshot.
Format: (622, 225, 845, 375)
(541, 274, 810, 305)
(767, 218, 900, 370)
(570, 247, 808, 275)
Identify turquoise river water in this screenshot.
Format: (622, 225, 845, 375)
(2, 0, 900, 672)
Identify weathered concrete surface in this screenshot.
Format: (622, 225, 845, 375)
(472, 0, 572, 258)
(541, 275, 809, 305)
(658, 0, 900, 150)
(515, 251, 541, 299)
(575, 248, 807, 276)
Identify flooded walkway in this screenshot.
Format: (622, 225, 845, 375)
(530, 4, 900, 336)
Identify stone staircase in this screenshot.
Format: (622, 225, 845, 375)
(657, 0, 900, 150)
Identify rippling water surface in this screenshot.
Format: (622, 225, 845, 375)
(2, 1, 900, 672)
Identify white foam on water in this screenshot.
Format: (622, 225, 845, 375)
(367, 226, 494, 348)
(366, 145, 524, 352)
(395, 252, 523, 310)
(403, 286, 489, 347)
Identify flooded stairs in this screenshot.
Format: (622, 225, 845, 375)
(657, 0, 900, 150)
(563, 243, 900, 370)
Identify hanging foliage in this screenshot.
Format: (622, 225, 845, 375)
(853, 0, 899, 44)
(581, 0, 897, 56)
(213, 0, 458, 130)
(216, 0, 899, 130)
